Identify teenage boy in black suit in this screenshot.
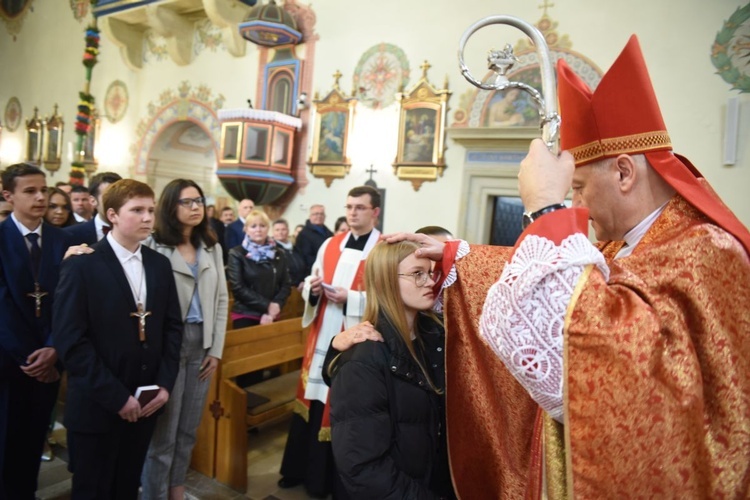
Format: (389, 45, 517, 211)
(0, 163, 69, 499)
(53, 179, 182, 499)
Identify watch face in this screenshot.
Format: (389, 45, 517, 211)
(522, 212, 534, 230)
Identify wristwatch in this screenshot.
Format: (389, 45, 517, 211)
(521, 203, 567, 230)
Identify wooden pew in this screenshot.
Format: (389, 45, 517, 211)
(191, 316, 308, 493)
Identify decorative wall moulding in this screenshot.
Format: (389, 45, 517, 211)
(104, 80, 128, 123)
(5, 97, 22, 132)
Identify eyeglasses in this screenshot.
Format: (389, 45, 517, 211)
(398, 269, 442, 288)
(344, 205, 373, 212)
(310, 212, 325, 217)
(177, 197, 206, 208)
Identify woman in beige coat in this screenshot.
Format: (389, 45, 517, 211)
(141, 179, 228, 500)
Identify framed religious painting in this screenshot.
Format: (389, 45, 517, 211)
(25, 107, 43, 164)
(308, 70, 357, 187)
(43, 104, 64, 174)
(393, 61, 451, 191)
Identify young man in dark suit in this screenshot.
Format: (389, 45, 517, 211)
(64, 171, 122, 245)
(0, 163, 70, 499)
(53, 179, 183, 499)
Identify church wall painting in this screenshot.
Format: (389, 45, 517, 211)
(4, 97, 21, 132)
(130, 81, 224, 176)
(353, 43, 410, 110)
(451, 11, 603, 129)
(711, 3, 750, 93)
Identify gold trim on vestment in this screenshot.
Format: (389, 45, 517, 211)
(293, 399, 309, 422)
(562, 264, 594, 498)
(543, 415, 568, 500)
(569, 131, 671, 164)
(318, 426, 331, 442)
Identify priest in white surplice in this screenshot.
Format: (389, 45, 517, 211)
(278, 186, 381, 498)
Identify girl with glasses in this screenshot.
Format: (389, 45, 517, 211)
(141, 179, 228, 500)
(327, 241, 455, 499)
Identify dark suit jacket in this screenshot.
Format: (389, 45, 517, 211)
(209, 217, 227, 263)
(0, 219, 70, 375)
(52, 238, 183, 433)
(224, 218, 244, 252)
(294, 220, 333, 277)
(63, 217, 98, 245)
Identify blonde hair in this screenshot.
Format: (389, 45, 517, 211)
(243, 209, 271, 229)
(363, 241, 442, 393)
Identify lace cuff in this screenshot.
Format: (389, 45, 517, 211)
(479, 233, 608, 420)
(434, 240, 470, 313)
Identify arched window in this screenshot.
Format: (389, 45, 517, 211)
(269, 72, 293, 115)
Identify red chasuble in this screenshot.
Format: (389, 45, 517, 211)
(445, 197, 750, 498)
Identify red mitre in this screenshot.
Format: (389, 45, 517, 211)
(557, 35, 750, 255)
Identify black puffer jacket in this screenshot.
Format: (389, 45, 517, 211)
(226, 245, 290, 317)
(329, 314, 455, 499)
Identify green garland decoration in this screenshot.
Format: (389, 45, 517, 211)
(711, 3, 750, 94)
(69, 0, 100, 185)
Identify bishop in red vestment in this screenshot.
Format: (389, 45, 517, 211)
(398, 35, 750, 499)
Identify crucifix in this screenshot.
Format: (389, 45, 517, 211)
(27, 282, 48, 318)
(130, 302, 152, 342)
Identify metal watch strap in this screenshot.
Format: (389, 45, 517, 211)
(522, 203, 567, 230)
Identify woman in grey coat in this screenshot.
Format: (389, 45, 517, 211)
(141, 179, 228, 500)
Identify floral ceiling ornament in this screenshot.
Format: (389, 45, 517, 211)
(711, 3, 750, 93)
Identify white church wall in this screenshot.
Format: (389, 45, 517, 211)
(0, 0, 747, 235)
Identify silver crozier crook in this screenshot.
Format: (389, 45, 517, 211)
(458, 16, 560, 154)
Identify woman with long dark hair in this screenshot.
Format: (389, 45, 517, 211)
(328, 241, 455, 499)
(141, 179, 228, 500)
(44, 187, 77, 227)
(226, 209, 290, 328)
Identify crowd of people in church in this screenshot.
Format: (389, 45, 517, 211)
(1, 34, 749, 500)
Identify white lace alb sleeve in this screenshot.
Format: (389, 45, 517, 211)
(433, 240, 470, 313)
(479, 233, 608, 421)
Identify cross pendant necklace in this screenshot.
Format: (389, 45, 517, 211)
(27, 282, 48, 318)
(124, 259, 150, 342)
(130, 302, 151, 342)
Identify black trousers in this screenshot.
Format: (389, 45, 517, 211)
(279, 400, 349, 499)
(0, 368, 59, 500)
(67, 417, 157, 500)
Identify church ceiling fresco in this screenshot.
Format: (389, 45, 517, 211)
(142, 18, 226, 64)
(129, 81, 224, 175)
(451, 8, 603, 128)
(712, 2, 750, 93)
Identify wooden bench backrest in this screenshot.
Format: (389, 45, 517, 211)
(220, 317, 308, 380)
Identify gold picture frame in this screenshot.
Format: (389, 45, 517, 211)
(308, 70, 356, 187)
(25, 107, 44, 165)
(393, 61, 451, 191)
(43, 104, 64, 174)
